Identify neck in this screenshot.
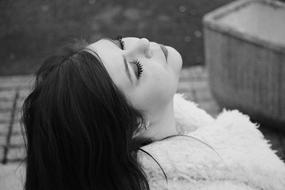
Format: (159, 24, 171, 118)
(143, 99, 178, 141)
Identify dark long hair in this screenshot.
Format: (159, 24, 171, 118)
(21, 40, 153, 190)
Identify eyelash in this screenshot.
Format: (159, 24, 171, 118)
(115, 35, 143, 79)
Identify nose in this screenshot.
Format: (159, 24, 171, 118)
(126, 38, 153, 58)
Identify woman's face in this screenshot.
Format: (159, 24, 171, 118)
(86, 37, 182, 115)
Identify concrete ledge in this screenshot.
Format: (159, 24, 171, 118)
(0, 163, 25, 190)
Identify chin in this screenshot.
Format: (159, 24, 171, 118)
(166, 46, 183, 76)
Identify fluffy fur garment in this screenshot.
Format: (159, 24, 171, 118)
(138, 93, 285, 190)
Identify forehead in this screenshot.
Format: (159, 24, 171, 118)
(86, 39, 132, 90)
(87, 39, 113, 51)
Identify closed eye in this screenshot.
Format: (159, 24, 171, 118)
(104, 37, 143, 81)
(116, 35, 125, 50)
(113, 36, 144, 80)
(132, 59, 143, 79)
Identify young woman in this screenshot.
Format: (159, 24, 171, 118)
(22, 36, 285, 190)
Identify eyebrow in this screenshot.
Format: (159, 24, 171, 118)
(103, 38, 134, 85)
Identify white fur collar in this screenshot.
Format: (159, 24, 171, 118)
(139, 93, 285, 190)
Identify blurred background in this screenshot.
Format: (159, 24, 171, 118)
(0, 2, 285, 188)
(0, 0, 239, 75)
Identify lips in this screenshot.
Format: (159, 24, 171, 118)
(160, 44, 168, 61)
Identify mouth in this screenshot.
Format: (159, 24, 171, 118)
(160, 44, 168, 61)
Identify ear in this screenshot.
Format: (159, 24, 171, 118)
(132, 118, 149, 138)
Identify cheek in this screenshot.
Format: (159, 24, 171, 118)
(132, 69, 177, 112)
